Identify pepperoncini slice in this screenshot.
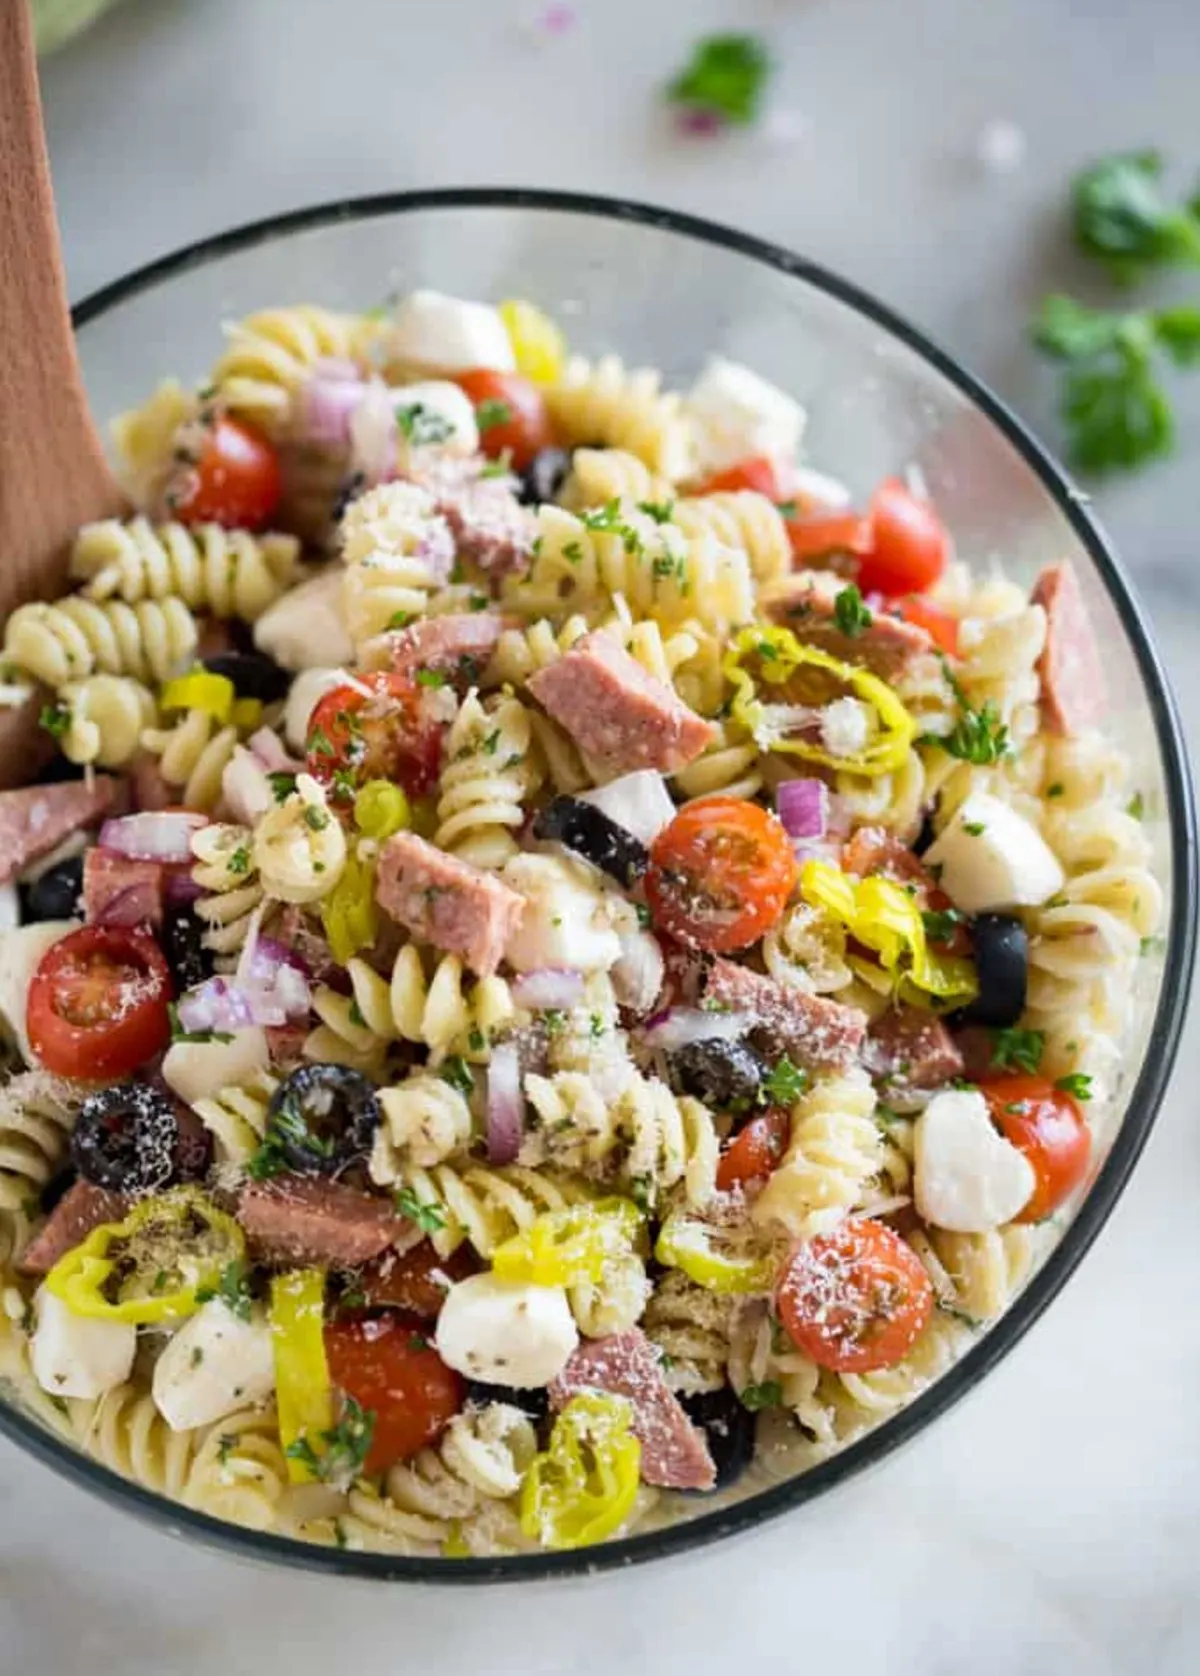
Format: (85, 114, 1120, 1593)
(268, 1268, 334, 1484)
(319, 842, 378, 965)
(44, 1187, 246, 1325)
(654, 1214, 776, 1295)
(724, 624, 914, 776)
(231, 697, 265, 733)
(354, 779, 411, 841)
(519, 1393, 641, 1550)
(491, 1198, 642, 1288)
(499, 299, 567, 386)
(160, 670, 236, 723)
(800, 858, 978, 1007)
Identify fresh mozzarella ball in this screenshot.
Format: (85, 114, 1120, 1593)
(30, 1286, 135, 1400)
(435, 1274, 578, 1387)
(390, 291, 515, 377)
(687, 355, 805, 475)
(0, 920, 78, 1064)
(924, 791, 1065, 914)
(391, 380, 480, 457)
(501, 853, 622, 972)
(914, 1088, 1037, 1233)
(579, 770, 675, 846)
(151, 1300, 276, 1432)
(254, 568, 354, 672)
(162, 1027, 270, 1107)
(284, 667, 349, 753)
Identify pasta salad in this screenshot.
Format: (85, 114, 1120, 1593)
(0, 290, 1160, 1557)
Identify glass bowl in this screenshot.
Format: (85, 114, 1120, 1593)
(1, 189, 1193, 1582)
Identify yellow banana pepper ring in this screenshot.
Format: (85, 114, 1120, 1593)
(491, 1198, 643, 1288)
(655, 1214, 776, 1295)
(44, 1187, 246, 1325)
(320, 843, 378, 965)
(499, 298, 567, 385)
(520, 1393, 641, 1550)
(724, 624, 915, 776)
(159, 669, 236, 723)
(269, 1268, 334, 1484)
(800, 858, 978, 1008)
(354, 779, 411, 841)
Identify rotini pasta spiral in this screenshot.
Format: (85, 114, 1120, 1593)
(761, 900, 853, 996)
(3, 595, 198, 690)
(142, 711, 239, 813)
(672, 491, 791, 585)
(380, 1161, 591, 1260)
(191, 823, 265, 961)
(671, 720, 762, 802)
(210, 305, 378, 433)
(918, 1223, 1045, 1322)
(109, 378, 197, 507)
(559, 447, 673, 512)
(339, 481, 454, 646)
(70, 518, 300, 623)
(642, 1270, 735, 1395)
(0, 1074, 83, 1266)
(433, 689, 543, 869)
(568, 1248, 651, 1338)
(828, 1308, 971, 1434)
(378, 1402, 537, 1548)
(752, 1069, 884, 1240)
(727, 1301, 837, 1447)
(305, 946, 515, 1068)
(545, 356, 695, 480)
(191, 1068, 279, 1166)
(57, 675, 157, 769)
(369, 1072, 474, 1180)
(252, 773, 346, 905)
(71, 1382, 202, 1503)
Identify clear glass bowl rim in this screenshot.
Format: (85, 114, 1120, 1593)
(2, 186, 1194, 1584)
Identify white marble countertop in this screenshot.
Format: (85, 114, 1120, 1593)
(3, 2, 1198, 1671)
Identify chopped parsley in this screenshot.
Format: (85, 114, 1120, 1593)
(303, 804, 330, 832)
(1046, 782, 1065, 798)
(216, 1433, 238, 1467)
(542, 1008, 567, 1038)
(963, 821, 986, 836)
(580, 498, 643, 554)
(438, 1055, 475, 1098)
(267, 770, 297, 804)
(394, 1187, 447, 1234)
(227, 844, 251, 875)
(628, 1173, 656, 1215)
(307, 726, 335, 759)
(667, 32, 772, 127)
(415, 668, 448, 689)
(637, 499, 676, 524)
(1126, 791, 1146, 819)
(475, 398, 512, 432)
(482, 728, 502, 755)
(387, 611, 414, 631)
(921, 654, 1011, 764)
(1071, 150, 1200, 283)
(246, 1095, 335, 1181)
(738, 1380, 783, 1412)
(396, 403, 454, 447)
(39, 701, 70, 740)
(833, 583, 873, 638)
(195, 1259, 255, 1323)
(762, 1055, 806, 1106)
(284, 1397, 376, 1487)
(635, 902, 652, 929)
(989, 1026, 1045, 1075)
(921, 906, 964, 943)
(1054, 1072, 1094, 1101)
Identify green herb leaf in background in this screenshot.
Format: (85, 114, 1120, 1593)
(1072, 151, 1200, 283)
(667, 34, 772, 127)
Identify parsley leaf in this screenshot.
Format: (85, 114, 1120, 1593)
(475, 398, 512, 433)
(833, 583, 873, 638)
(267, 770, 296, 804)
(762, 1056, 806, 1106)
(195, 1259, 255, 1323)
(396, 403, 453, 446)
(438, 1055, 475, 1098)
(637, 499, 676, 524)
(39, 701, 70, 740)
(284, 1397, 376, 1488)
(415, 668, 447, 689)
(1072, 151, 1200, 283)
(667, 33, 772, 127)
(1054, 1072, 1094, 1101)
(925, 700, 1010, 766)
(394, 1187, 447, 1234)
(921, 906, 964, 943)
(739, 1380, 783, 1412)
(990, 1027, 1045, 1075)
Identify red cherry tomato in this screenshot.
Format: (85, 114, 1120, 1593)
(357, 1241, 479, 1319)
(324, 1311, 465, 1474)
(887, 595, 959, 656)
(454, 370, 554, 471)
(776, 1219, 934, 1373)
(784, 513, 872, 567)
(26, 924, 173, 1080)
(690, 455, 789, 499)
(645, 796, 796, 953)
(855, 478, 949, 598)
(306, 671, 443, 804)
(716, 1108, 790, 1191)
(169, 414, 282, 530)
(979, 1076, 1091, 1223)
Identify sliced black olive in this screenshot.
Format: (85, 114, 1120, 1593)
(677, 1386, 756, 1491)
(266, 1063, 381, 1176)
(667, 1038, 769, 1110)
(161, 904, 214, 994)
(331, 471, 367, 527)
(71, 1083, 180, 1194)
(203, 651, 291, 705)
(20, 854, 83, 923)
(955, 913, 1028, 1027)
(518, 447, 571, 507)
(32, 756, 86, 785)
(464, 1378, 550, 1426)
(532, 795, 649, 888)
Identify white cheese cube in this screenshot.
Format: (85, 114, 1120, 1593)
(914, 1088, 1036, 1233)
(502, 854, 622, 972)
(390, 290, 515, 376)
(162, 1027, 270, 1108)
(254, 568, 354, 672)
(284, 666, 348, 752)
(687, 355, 805, 475)
(30, 1286, 135, 1400)
(391, 380, 479, 457)
(579, 769, 675, 846)
(151, 1300, 276, 1432)
(0, 921, 78, 1065)
(924, 791, 1065, 914)
(435, 1274, 578, 1387)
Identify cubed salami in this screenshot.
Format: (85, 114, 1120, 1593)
(1031, 561, 1106, 735)
(407, 456, 537, 578)
(375, 831, 525, 979)
(83, 849, 165, 928)
(528, 631, 715, 777)
(359, 611, 512, 685)
(238, 1177, 414, 1267)
(863, 1005, 964, 1092)
(0, 777, 120, 887)
(703, 959, 866, 1071)
(18, 1181, 127, 1277)
(763, 578, 933, 680)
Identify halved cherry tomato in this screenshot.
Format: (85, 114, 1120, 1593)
(357, 1241, 479, 1319)
(454, 370, 554, 471)
(168, 414, 282, 530)
(979, 1075, 1091, 1223)
(888, 595, 959, 656)
(307, 671, 443, 804)
(784, 513, 872, 567)
(324, 1310, 464, 1473)
(27, 924, 173, 1080)
(716, 1108, 790, 1191)
(777, 1218, 933, 1373)
(645, 796, 796, 953)
(690, 455, 788, 499)
(856, 478, 949, 598)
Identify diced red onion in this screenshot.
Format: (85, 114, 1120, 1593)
(248, 728, 301, 774)
(301, 364, 366, 447)
(511, 968, 585, 1010)
(776, 779, 829, 840)
(348, 378, 399, 485)
(163, 865, 204, 905)
(641, 1007, 754, 1050)
(176, 962, 310, 1034)
(485, 1040, 524, 1165)
(241, 934, 311, 983)
(100, 811, 208, 863)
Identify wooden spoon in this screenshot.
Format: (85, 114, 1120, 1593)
(0, 0, 124, 784)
